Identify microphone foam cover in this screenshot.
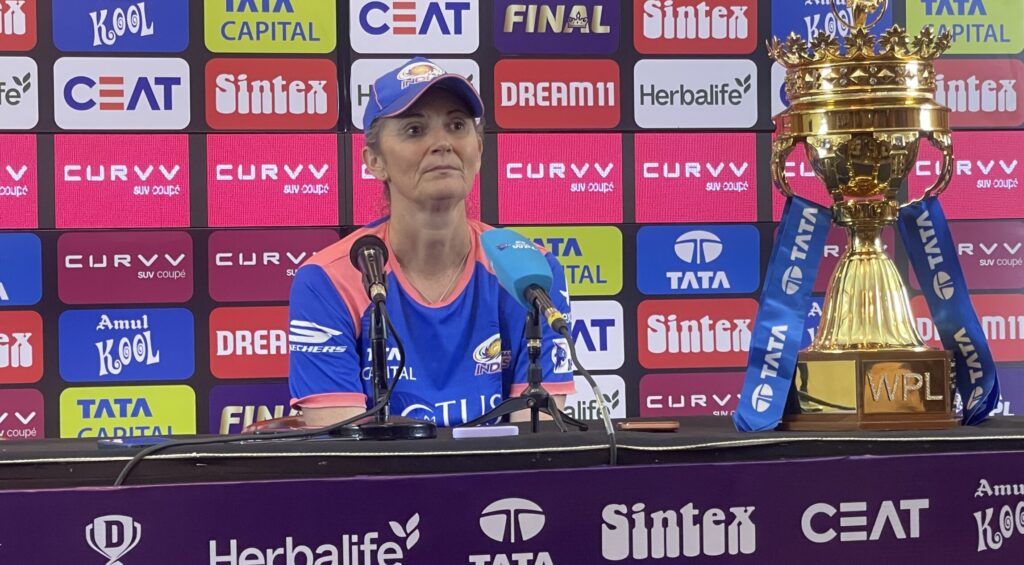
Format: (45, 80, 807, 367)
(481, 228, 553, 309)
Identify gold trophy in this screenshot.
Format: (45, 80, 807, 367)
(770, 0, 957, 430)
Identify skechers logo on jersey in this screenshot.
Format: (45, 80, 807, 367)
(503, 3, 611, 34)
(358, 1, 472, 36)
(472, 333, 504, 375)
(288, 320, 345, 353)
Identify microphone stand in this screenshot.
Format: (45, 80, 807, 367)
(463, 304, 587, 433)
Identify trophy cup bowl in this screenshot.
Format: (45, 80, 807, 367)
(769, 0, 958, 430)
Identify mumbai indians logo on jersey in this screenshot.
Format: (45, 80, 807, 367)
(473, 333, 504, 376)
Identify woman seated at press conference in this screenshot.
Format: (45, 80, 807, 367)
(287, 57, 574, 427)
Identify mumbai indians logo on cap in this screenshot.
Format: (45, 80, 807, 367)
(397, 61, 444, 89)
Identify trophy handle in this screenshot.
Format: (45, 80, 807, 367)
(903, 131, 953, 207)
(771, 136, 799, 197)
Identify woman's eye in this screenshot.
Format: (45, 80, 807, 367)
(405, 125, 422, 136)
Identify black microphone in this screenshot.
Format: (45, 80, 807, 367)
(350, 235, 389, 304)
(523, 286, 569, 335)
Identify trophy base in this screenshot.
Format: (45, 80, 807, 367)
(780, 349, 957, 431)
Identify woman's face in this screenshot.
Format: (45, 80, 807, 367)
(363, 88, 482, 209)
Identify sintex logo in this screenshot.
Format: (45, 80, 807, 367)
(494, 59, 620, 129)
(206, 58, 339, 130)
(0, 311, 43, 384)
(350, 0, 480, 54)
(935, 59, 1024, 128)
(0, 0, 36, 51)
(0, 57, 38, 129)
(638, 298, 758, 369)
(0, 134, 37, 229)
(494, 0, 620, 54)
(205, 0, 336, 53)
(940, 221, 1024, 291)
(210, 306, 290, 378)
(59, 385, 196, 438)
(635, 0, 757, 54)
(512, 226, 623, 296)
(908, 0, 1023, 55)
(634, 59, 757, 128)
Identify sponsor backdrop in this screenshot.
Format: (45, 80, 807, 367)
(0, 0, 1023, 439)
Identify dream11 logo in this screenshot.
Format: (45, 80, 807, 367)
(210, 306, 290, 379)
(493, 0, 620, 55)
(54, 134, 189, 228)
(638, 298, 758, 369)
(635, 0, 757, 54)
(497, 133, 622, 224)
(913, 294, 1024, 362)
(0, 134, 37, 228)
(207, 133, 339, 227)
(908, 130, 1024, 219)
(0, 0, 36, 51)
(634, 133, 756, 223)
(494, 59, 620, 129)
(51, 0, 189, 52)
(205, 57, 339, 129)
(350, 0, 479, 53)
(352, 133, 481, 224)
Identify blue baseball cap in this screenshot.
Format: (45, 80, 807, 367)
(363, 57, 484, 131)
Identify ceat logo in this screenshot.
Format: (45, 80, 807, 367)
(639, 372, 742, 416)
(771, 0, 894, 44)
(207, 134, 339, 227)
(86, 515, 142, 564)
(51, 0, 190, 53)
(497, 133, 623, 224)
(209, 228, 339, 302)
(909, 220, 1024, 291)
(59, 384, 196, 438)
(351, 0, 480, 53)
(349, 57, 479, 130)
(634, 0, 757, 54)
(57, 231, 194, 305)
(934, 59, 1024, 128)
(209, 383, 297, 434)
(0, 57, 38, 129)
(637, 225, 761, 295)
(908, 0, 1024, 55)
(0, 311, 43, 384)
(0, 0, 36, 51)
(634, 133, 756, 223)
(801, 499, 930, 544)
(210, 306, 290, 379)
(564, 374, 626, 421)
(634, 59, 758, 128)
(54, 57, 190, 130)
(206, 57, 339, 129)
(513, 226, 624, 296)
(0, 388, 44, 440)
(638, 298, 758, 369)
(569, 300, 624, 370)
(913, 294, 1024, 362)
(204, 0, 337, 53)
(0, 135, 38, 228)
(908, 131, 1024, 220)
(57, 308, 195, 383)
(54, 134, 190, 229)
(494, 0, 620, 54)
(494, 59, 620, 129)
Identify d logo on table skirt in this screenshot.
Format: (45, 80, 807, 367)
(86, 514, 141, 565)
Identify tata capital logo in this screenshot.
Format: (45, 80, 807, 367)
(55, 57, 190, 130)
(0, 57, 38, 129)
(634, 59, 757, 128)
(495, 59, 620, 129)
(495, 1, 619, 54)
(0, 0, 36, 51)
(352, 0, 479, 53)
(909, 0, 1024, 54)
(472, 498, 553, 564)
(206, 58, 338, 129)
(206, 0, 337, 53)
(52, 0, 189, 52)
(59, 384, 197, 438)
(87, 515, 142, 564)
(635, 0, 756, 54)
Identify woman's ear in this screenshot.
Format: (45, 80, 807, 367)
(362, 146, 388, 182)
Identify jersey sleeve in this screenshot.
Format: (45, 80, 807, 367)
(507, 252, 577, 397)
(287, 264, 367, 410)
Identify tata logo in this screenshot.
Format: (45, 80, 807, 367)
(58, 309, 194, 383)
(934, 59, 1024, 128)
(54, 57, 190, 129)
(495, 1, 619, 54)
(908, 0, 1023, 54)
(0, 0, 36, 51)
(474, 499, 552, 564)
(802, 499, 930, 544)
(639, 299, 758, 369)
(351, 0, 479, 53)
(59, 385, 196, 438)
(637, 225, 760, 295)
(0, 234, 42, 306)
(495, 59, 620, 129)
(206, 57, 339, 129)
(0, 57, 37, 128)
(635, 59, 758, 128)
(52, 0, 189, 52)
(635, 0, 756, 54)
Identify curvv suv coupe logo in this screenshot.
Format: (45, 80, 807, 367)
(0, 135, 37, 229)
(637, 225, 760, 295)
(206, 57, 339, 129)
(52, 0, 189, 52)
(351, 0, 479, 53)
(635, 0, 757, 54)
(0, 57, 37, 129)
(634, 59, 757, 128)
(494, 0, 619, 54)
(0, 0, 36, 51)
(209, 228, 339, 302)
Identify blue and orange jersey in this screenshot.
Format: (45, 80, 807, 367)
(288, 218, 575, 427)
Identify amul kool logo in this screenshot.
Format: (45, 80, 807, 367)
(0, 57, 38, 129)
(52, 0, 189, 52)
(0, 135, 37, 228)
(205, 0, 336, 53)
(513, 226, 623, 296)
(494, 0, 619, 54)
(59, 385, 195, 438)
(0, 233, 41, 306)
(209, 383, 296, 434)
(0, 389, 44, 440)
(207, 134, 338, 227)
(908, 0, 1024, 55)
(350, 0, 479, 53)
(0, 0, 36, 51)
(634, 59, 757, 128)
(350, 57, 479, 130)
(908, 221, 1024, 291)
(0, 311, 43, 384)
(638, 298, 757, 369)
(54, 57, 190, 130)
(909, 131, 1024, 219)
(635, 0, 756, 54)
(771, 0, 894, 43)
(640, 372, 743, 416)
(494, 59, 620, 129)
(637, 225, 760, 295)
(934, 59, 1024, 128)
(210, 306, 290, 379)
(570, 300, 625, 370)
(54, 134, 189, 228)
(57, 231, 194, 305)
(208, 229, 339, 302)
(497, 133, 622, 224)
(58, 308, 194, 383)
(206, 58, 339, 130)
(634, 133, 756, 223)
(913, 294, 1024, 362)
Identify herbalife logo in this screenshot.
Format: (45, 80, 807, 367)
(567, 389, 621, 421)
(634, 60, 757, 128)
(639, 74, 751, 108)
(0, 69, 29, 106)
